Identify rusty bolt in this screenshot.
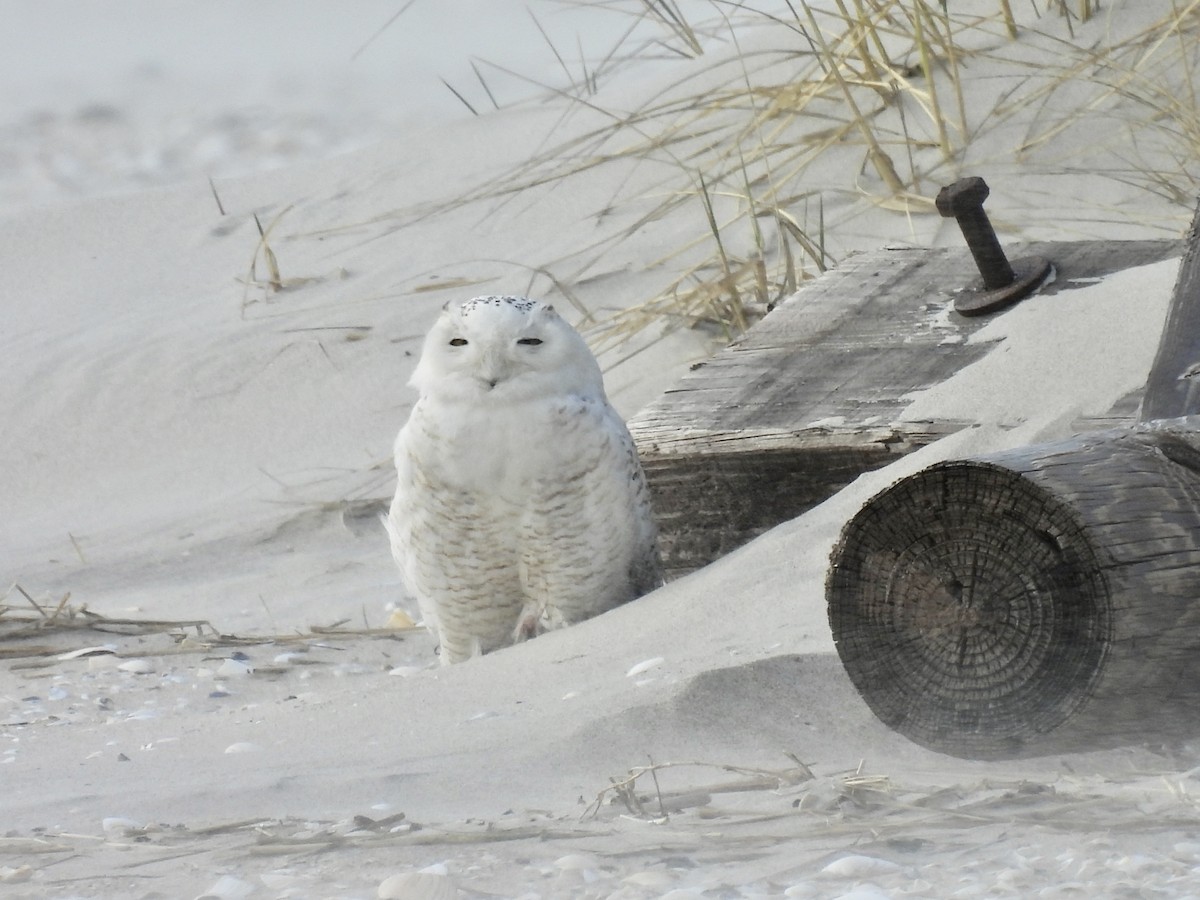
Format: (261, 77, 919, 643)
(934, 176, 1053, 316)
(936, 177, 1016, 291)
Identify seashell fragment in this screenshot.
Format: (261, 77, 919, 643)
(58, 645, 118, 660)
(386, 608, 417, 628)
(117, 659, 155, 675)
(216, 659, 253, 677)
(819, 854, 902, 878)
(625, 657, 664, 678)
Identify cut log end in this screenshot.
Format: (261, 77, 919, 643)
(826, 461, 1111, 759)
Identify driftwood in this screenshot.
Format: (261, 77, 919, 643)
(1141, 204, 1200, 420)
(828, 420, 1200, 759)
(630, 240, 1181, 580)
(827, 208, 1200, 759)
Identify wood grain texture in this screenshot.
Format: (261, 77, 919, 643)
(827, 418, 1200, 759)
(631, 240, 1181, 580)
(1140, 203, 1200, 421)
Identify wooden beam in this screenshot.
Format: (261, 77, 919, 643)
(631, 239, 1182, 580)
(827, 418, 1200, 759)
(1140, 201, 1200, 421)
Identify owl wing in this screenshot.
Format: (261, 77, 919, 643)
(388, 407, 526, 663)
(621, 423, 664, 596)
(517, 397, 662, 629)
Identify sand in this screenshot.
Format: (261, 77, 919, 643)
(5, 2, 1200, 897)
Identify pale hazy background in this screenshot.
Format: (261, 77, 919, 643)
(0, 0, 732, 209)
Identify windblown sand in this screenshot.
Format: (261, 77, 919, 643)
(4, 3, 1200, 897)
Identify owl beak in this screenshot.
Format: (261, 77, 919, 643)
(479, 354, 505, 390)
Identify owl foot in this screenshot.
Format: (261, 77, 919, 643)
(513, 611, 543, 643)
(436, 635, 483, 665)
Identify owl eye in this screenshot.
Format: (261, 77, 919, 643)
(448, 337, 468, 347)
(517, 337, 543, 346)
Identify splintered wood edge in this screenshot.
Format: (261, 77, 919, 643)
(630, 422, 966, 458)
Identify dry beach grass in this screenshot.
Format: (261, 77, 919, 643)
(416, 0, 1200, 349)
(6, 2, 1200, 896)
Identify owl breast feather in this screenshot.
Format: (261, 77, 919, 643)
(406, 393, 614, 503)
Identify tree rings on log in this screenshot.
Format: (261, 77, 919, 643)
(827, 460, 1111, 760)
(829, 422, 1200, 758)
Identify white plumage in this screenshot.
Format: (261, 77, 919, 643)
(386, 295, 661, 664)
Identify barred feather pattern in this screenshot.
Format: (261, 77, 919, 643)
(386, 296, 661, 664)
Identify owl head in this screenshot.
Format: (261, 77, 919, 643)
(411, 296, 606, 403)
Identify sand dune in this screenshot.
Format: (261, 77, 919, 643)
(4, 3, 1200, 896)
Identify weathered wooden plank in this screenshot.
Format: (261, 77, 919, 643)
(645, 424, 950, 577)
(1141, 204, 1200, 420)
(827, 418, 1200, 760)
(632, 239, 1182, 580)
(636, 240, 1180, 446)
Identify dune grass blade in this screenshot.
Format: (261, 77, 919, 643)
(801, 3, 906, 195)
(999, 0, 1018, 38)
(351, 0, 419, 60)
(642, 0, 704, 57)
(470, 60, 500, 110)
(252, 214, 283, 292)
(529, 8, 578, 93)
(439, 78, 479, 116)
(332, 2, 1200, 352)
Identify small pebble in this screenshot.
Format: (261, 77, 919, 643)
(117, 659, 155, 675)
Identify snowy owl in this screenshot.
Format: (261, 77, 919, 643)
(386, 295, 661, 664)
